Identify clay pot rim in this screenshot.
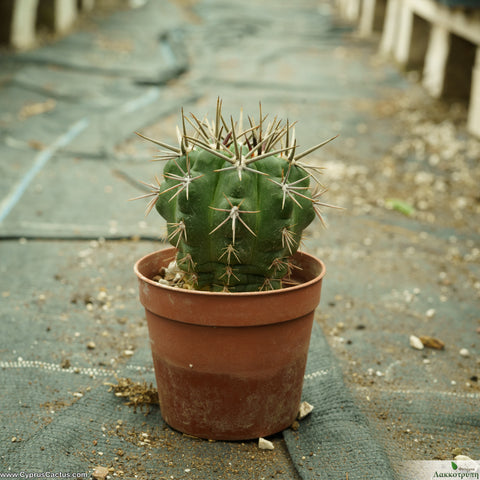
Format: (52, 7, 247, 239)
(134, 247, 326, 297)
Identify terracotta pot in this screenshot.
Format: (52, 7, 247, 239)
(134, 247, 326, 441)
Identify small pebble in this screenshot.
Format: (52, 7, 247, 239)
(92, 466, 109, 480)
(455, 455, 473, 461)
(298, 401, 314, 420)
(87, 341, 96, 350)
(258, 437, 275, 450)
(97, 291, 108, 301)
(409, 335, 424, 350)
(459, 348, 470, 357)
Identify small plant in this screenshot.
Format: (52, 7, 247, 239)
(135, 99, 337, 292)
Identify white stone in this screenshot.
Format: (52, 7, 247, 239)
(409, 335, 424, 350)
(258, 437, 274, 450)
(455, 455, 473, 461)
(298, 401, 314, 420)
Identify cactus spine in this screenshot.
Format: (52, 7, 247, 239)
(136, 100, 336, 292)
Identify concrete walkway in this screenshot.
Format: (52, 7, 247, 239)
(0, 0, 479, 478)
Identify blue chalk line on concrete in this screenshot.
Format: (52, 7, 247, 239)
(0, 86, 162, 225)
(0, 118, 89, 224)
(120, 87, 160, 114)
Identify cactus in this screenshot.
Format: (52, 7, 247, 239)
(135, 100, 337, 292)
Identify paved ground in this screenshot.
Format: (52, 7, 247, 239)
(0, 0, 479, 478)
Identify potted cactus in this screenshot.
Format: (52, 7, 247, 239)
(133, 99, 337, 441)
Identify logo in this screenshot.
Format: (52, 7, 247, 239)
(400, 459, 480, 480)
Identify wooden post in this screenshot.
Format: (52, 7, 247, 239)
(394, 2, 430, 70)
(423, 24, 450, 97)
(467, 46, 480, 137)
(360, 0, 387, 37)
(0, 0, 39, 49)
(380, 0, 401, 55)
(37, 0, 78, 34)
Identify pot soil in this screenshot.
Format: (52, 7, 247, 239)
(134, 247, 326, 441)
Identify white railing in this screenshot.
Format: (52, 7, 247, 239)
(334, 0, 480, 138)
(0, 0, 95, 50)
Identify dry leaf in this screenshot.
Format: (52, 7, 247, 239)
(419, 336, 445, 350)
(19, 99, 56, 119)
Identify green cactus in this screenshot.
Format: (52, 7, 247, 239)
(135, 100, 337, 292)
